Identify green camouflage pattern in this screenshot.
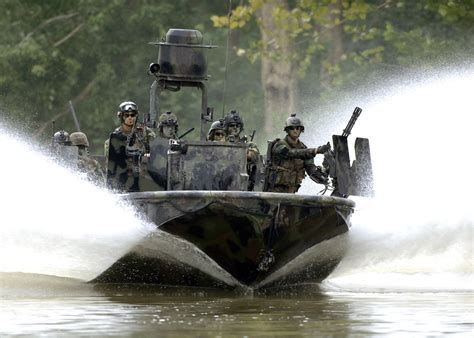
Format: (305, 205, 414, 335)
(77, 150, 104, 184)
(105, 125, 157, 192)
(95, 191, 354, 288)
(166, 140, 249, 191)
(265, 136, 319, 193)
(93, 29, 374, 289)
(146, 136, 170, 190)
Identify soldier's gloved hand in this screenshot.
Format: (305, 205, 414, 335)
(317, 142, 331, 154)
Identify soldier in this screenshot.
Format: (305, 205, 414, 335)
(158, 111, 179, 139)
(223, 110, 261, 190)
(53, 130, 71, 146)
(207, 119, 226, 142)
(70, 131, 104, 184)
(264, 113, 330, 193)
(223, 110, 244, 143)
(106, 101, 156, 192)
(145, 111, 179, 190)
(50, 130, 79, 165)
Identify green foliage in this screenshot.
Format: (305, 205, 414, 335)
(1, 0, 472, 153)
(0, 0, 254, 153)
(212, 0, 473, 107)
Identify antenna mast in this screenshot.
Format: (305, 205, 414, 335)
(221, 0, 232, 118)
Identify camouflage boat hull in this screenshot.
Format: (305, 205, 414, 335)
(95, 191, 354, 289)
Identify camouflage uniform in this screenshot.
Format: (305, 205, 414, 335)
(147, 112, 179, 190)
(70, 132, 105, 184)
(223, 110, 261, 190)
(78, 152, 104, 183)
(106, 101, 156, 192)
(269, 136, 319, 193)
(265, 113, 329, 193)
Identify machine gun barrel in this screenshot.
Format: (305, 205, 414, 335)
(342, 106, 362, 137)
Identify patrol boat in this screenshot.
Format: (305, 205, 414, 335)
(96, 29, 373, 289)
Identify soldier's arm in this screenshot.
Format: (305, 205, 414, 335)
(272, 142, 315, 160)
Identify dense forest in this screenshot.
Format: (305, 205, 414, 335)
(0, 0, 472, 154)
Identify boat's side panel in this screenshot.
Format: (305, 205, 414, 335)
(95, 192, 354, 288)
(145, 193, 353, 285)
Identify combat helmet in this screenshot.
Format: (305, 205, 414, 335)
(284, 113, 304, 132)
(70, 132, 89, 148)
(207, 119, 226, 139)
(53, 130, 71, 145)
(158, 111, 179, 130)
(224, 110, 244, 132)
(117, 101, 138, 121)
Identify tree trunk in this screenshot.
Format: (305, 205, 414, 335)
(257, 0, 297, 136)
(321, 0, 344, 89)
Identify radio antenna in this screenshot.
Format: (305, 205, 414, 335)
(221, 0, 232, 118)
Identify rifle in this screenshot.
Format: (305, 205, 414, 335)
(125, 120, 144, 190)
(262, 139, 279, 192)
(178, 127, 195, 139)
(142, 110, 157, 129)
(250, 130, 256, 142)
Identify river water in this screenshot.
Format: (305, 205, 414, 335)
(1, 69, 473, 336)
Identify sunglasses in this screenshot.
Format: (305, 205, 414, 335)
(214, 132, 225, 137)
(123, 113, 137, 118)
(287, 126, 302, 131)
(228, 123, 240, 128)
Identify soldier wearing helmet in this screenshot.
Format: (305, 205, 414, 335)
(70, 131, 89, 148)
(53, 130, 71, 146)
(207, 119, 226, 142)
(70, 132, 104, 184)
(223, 110, 261, 190)
(105, 100, 156, 192)
(144, 111, 179, 191)
(50, 130, 77, 164)
(223, 110, 244, 143)
(158, 111, 179, 139)
(264, 113, 331, 193)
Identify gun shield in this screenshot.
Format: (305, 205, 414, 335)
(331, 135, 374, 197)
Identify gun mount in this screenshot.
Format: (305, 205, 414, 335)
(326, 107, 374, 197)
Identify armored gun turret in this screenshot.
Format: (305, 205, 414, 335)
(97, 29, 374, 290)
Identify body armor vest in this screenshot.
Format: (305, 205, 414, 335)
(272, 138, 307, 187)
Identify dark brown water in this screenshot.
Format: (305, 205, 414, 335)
(1, 275, 472, 337)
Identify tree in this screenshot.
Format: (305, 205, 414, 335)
(212, 0, 474, 135)
(0, 0, 240, 152)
